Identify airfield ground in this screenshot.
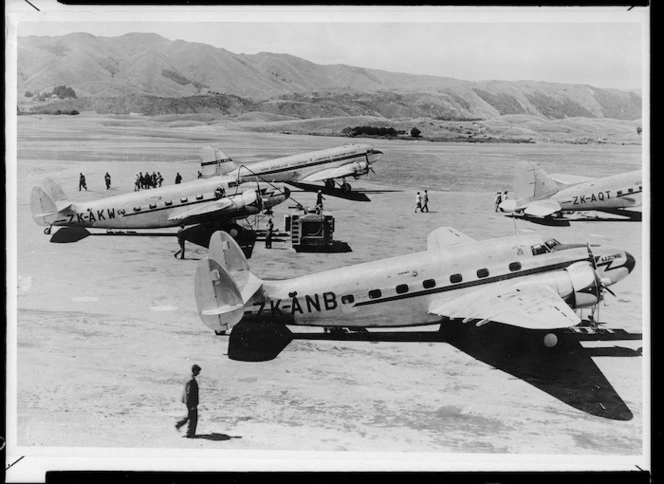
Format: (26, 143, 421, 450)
(11, 115, 647, 469)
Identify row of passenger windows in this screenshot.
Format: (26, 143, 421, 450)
(362, 261, 524, 300)
(131, 194, 207, 212)
(617, 187, 641, 196)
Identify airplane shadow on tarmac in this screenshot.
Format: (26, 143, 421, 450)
(193, 433, 242, 441)
(227, 320, 641, 421)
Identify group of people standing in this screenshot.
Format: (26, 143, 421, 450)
(134, 171, 164, 191)
(415, 190, 429, 213)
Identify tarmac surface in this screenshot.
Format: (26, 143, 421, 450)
(9, 115, 648, 474)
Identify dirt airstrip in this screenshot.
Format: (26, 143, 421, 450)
(10, 115, 647, 471)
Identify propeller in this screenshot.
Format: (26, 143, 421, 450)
(585, 242, 619, 327)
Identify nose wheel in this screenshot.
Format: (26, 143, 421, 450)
(44, 226, 52, 235)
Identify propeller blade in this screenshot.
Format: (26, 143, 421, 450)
(602, 284, 617, 297)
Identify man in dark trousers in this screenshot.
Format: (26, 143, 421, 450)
(79, 173, 87, 191)
(175, 172, 182, 184)
(104, 172, 111, 190)
(265, 218, 274, 249)
(175, 364, 201, 438)
(174, 225, 186, 259)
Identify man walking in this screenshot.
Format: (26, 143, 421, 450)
(175, 364, 201, 438)
(78, 173, 87, 191)
(414, 191, 422, 213)
(265, 218, 274, 249)
(422, 190, 429, 212)
(494, 191, 503, 212)
(174, 225, 186, 259)
(104, 172, 112, 190)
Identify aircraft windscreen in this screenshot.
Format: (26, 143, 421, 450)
(544, 239, 561, 250)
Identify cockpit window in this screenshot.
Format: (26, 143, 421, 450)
(544, 239, 560, 250)
(531, 243, 550, 256)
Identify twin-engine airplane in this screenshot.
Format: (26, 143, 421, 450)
(31, 175, 288, 247)
(499, 161, 642, 222)
(195, 226, 635, 348)
(201, 143, 384, 201)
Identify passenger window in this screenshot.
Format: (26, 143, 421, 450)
(341, 295, 355, 304)
(628, 188, 634, 193)
(423, 279, 436, 289)
(477, 268, 489, 278)
(450, 274, 462, 284)
(180, 197, 188, 203)
(133, 207, 141, 212)
(396, 284, 409, 294)
(509, 262, 521, 272)
(165, 201, 173, 206)
(196, 194, 204, 200)
(149, 203, 157, 209)
(288, 291, 297, 298)
(368, 289, 382, 299)
(617, 190, 623, 196)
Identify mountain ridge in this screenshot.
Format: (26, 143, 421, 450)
(18, 33, 642, 121)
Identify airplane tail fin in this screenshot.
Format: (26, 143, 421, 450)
(194, 231, 263, 332)
(30, 186, 59, 226)
(513, 161, 559, 201)
(199, 146, 238, 178)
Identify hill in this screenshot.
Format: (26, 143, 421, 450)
(18, 33, 641, 122)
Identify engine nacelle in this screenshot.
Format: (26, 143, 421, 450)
(351, 160, 370, 175)
(563, 261, 601, 309)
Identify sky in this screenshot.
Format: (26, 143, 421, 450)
(11, 5, 648, 90)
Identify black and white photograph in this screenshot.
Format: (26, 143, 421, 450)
(5, 2, 649, 480)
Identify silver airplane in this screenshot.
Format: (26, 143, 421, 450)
(499, 161, 642, 221)
(202, 143, 384, 196)
(194, 226, 635, 341)
(30, 175, 288, 244)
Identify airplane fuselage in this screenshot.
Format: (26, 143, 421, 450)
(236, 235, 633, 329)
(227, 144, 382, 183)
(551, 170, 642, 212)
(47, 178, 260, 229)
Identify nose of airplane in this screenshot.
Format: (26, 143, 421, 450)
(371, 149, 384, 160)
(625, 251, 636, 274)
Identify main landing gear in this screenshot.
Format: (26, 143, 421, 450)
(324, 179, 352, 192)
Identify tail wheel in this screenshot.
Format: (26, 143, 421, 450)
(44, 226, 52, 235)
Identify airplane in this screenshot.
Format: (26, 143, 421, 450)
(194, 225, 635, 347)
(202, 144, 384, 200)
(498, 161, 642, 221)
(30, 174, 289, 251)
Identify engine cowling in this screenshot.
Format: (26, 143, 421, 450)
(563, 261, 601, 309)
(351, 160, 370, 175)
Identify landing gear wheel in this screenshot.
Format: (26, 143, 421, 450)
(325, 179, 335, 190)
(341, 182, 351, 192)
(44, 226, 52, 235)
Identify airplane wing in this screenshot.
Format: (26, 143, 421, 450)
(428, 282, 580, 330)
(523, 199, 562, 218)
(550, 173, 595, 185)
(300, 164, 366, 183)
(168, 198, 234, 222)
(427, 227, 476, 250)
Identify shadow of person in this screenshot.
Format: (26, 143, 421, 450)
(193, 433, 242, 441)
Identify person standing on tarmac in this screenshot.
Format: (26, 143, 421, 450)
(78, 173, 87, 191)
(316, 190, 325, 211)
(175, 364, 201, 438)
(494, 191, 503, 212)
(174, 225, 186, 259)
(175, 172, 182, 184)
(265, 218, 274, 249)
(414, 191, 422, 213)
(104, 172, 111, 190)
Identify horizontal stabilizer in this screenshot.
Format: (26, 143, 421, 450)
(427, 227, 476, 250)
(428, 282, 580, 330)
(523, 199, 562, 218)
